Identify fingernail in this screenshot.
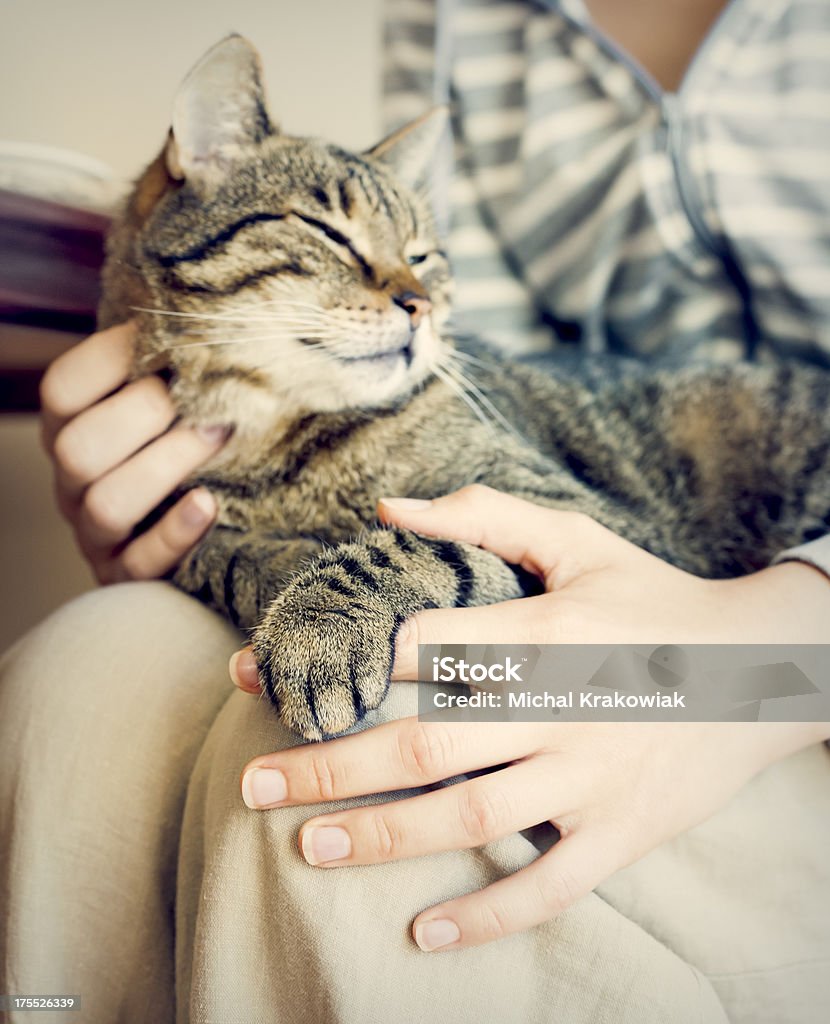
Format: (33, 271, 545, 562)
(196, 424, 231, 446)
(379, 497, 433, 511)
(241, 768, 287, 809)
(414, 918, 461, 952)
(229, 648, 260, 690)
(301, 826, 351, 865)
(181, 487, 215, 528)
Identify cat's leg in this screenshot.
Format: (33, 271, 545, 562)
(174, 526, 322, 631)
(251, 525, 538, 740)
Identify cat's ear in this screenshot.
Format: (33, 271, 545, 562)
(166, 34, 274, 181)
(366, 107, 449, 190)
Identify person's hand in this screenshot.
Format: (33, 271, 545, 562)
(377, 486, 830, 664)
(40, 321, 228, 583)
(231, 483, 830, 689)
(235, 715, 823, 951)
(230, 486, 830, 949)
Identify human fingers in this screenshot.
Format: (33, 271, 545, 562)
(40, 322, 136, 450)
(229, 589, 555, 692)
(240, 718, 546, 809)
(296, 756, 559, 867)
(229, 647, 261, 693)
(105, 487, 217, 582)
(390, 595, 558, 680)
(78, 422, 229, 549)
(52, 376, 177, 497)
(378, 486, 604, 581)
(411, 826, 621, 950)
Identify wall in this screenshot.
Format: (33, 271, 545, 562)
(0, 0, 383, 653)
(1, 0, 383, 177)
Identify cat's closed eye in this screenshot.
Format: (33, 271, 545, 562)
(291, 212, 371, 273)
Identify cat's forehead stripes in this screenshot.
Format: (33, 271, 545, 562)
(150, 211, 287, 267)
(310, 186, 331, 210)
(169, 258, 311, 296)
(326, 148, 419, 235)
(147, 137, 428, 284)
(337, 178, 353, 218)
(292, 212, 374, 282)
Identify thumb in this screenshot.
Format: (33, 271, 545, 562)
(378, 485, 604, 580)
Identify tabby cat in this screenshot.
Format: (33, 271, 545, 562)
(100, 36, 830, 740)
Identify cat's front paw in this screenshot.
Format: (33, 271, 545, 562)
(252, 579, 400, 741)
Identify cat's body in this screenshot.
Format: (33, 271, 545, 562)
(100, 37, 830, 739)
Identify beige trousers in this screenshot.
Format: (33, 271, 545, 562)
(1, 582, 828, 1023)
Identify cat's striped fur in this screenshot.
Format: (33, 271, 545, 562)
(100, 36, 830, 739)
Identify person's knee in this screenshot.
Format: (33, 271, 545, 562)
(192, 679, 422, 782)
(0, 581, 242, 737)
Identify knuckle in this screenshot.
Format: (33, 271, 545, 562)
(135, 376, 173, 424)
(370, 812, 405, 860)
(457, 483, 491, 503)
(533, 867, 579, 916)
(306, 752, 340, 802)
(398, 722, 455, 782)
(475, 899, 511, 943)
(117, 545, 151, 582)
(52, 423, 92, 482)
(82, 483, 127, 538)
(459, 785, 511, 846)
(38, 360, 70, 416)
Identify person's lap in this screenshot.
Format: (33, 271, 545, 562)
(0, 582, 241, 1023)
(178, 681, 732, 1024)
(2, 582, 826, 1022)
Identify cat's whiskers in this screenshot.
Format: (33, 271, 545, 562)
(440, 356, 522, 439)
(181, 320, 340, 335)
(159, 325, 344, 351)
(132, 304, 342, 328)
(196, 321, 343, 337)
(232, 297, 361, 322)
(430, 362, 495, 433)
(444, 347, 500, 372)
(132, 305, 282, 324)
(134, 303, 400, 349)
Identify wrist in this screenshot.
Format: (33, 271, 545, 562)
(710, 561, 830, 643)
(700, 564, 830, 771)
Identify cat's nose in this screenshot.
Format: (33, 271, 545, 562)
(393, 291, 432, 329)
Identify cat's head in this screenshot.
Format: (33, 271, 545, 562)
(101, 35, 452, 438)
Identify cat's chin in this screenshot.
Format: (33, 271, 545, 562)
(313, 362, 421, 413)
(338, 348, 412, 392)
(317, 324, 442, 410)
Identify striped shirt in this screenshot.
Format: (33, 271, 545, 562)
(383, 0, 830, 575)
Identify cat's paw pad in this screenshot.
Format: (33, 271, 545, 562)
(252, 582, 398, 741)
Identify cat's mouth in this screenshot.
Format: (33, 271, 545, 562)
(333, 343, 415, 369)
